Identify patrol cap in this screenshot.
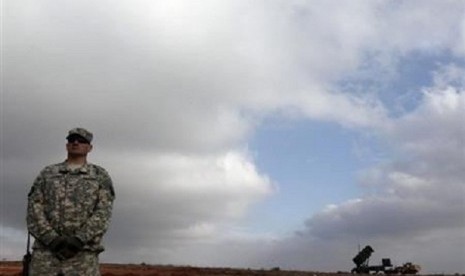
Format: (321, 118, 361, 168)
(66, 127, 93, 143)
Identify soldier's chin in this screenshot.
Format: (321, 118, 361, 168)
(68, 152, 87, 157)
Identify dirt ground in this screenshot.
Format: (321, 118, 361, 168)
(0, 261, 349, 276)
(0, 261, 455, 276)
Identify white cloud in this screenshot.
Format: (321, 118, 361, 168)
(91, 150, 274, 262)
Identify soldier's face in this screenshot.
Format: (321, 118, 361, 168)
(66, 136, 92, 156)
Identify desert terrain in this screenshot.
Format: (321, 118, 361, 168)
(1, 261, 461, 276)
(0, 261, 351, 276)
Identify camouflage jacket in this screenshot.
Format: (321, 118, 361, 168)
(27, 161, 115, 253)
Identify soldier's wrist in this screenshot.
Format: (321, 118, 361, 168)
(74, 233, 87, 245)
(42, 231, 60, 246)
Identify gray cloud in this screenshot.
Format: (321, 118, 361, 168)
(2, 0, 465, 274)
(265, 87, 465, 273)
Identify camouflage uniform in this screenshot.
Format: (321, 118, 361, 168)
(27, 161, 115, 276)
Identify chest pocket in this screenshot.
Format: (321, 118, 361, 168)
(43, 175, 65, 201)
(70, 175, 100, 208)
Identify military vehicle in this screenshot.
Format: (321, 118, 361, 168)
(351, 245, 420, 274)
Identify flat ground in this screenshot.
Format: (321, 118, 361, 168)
(0, 261, 455, 276)
(1, 261, 343, 276)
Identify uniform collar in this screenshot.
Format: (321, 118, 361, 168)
(58, 161, 90, 174)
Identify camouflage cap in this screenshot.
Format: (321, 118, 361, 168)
(66, 127, 93, 143)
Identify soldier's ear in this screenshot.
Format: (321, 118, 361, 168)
(88, 144, 93, 152)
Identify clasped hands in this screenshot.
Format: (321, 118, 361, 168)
(49, 236, 84, 260)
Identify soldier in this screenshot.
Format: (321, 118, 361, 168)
(27, 128, 115, 276)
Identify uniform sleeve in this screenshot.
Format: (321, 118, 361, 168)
(27, 172, 60, 245)
(75, 172, 115, 243)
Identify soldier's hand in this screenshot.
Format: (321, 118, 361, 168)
(66, 236, 84, 254)
(57, 247, 78, 260)
(56, 236, 84, 260)
(49, 236, 68, 253)
(50, 236, 84, 260)
(49, 236, 69, 260)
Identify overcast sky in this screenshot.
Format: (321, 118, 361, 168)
(1, 0, 464, 274)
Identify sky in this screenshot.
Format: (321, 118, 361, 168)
(1, 0, 464, 274)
